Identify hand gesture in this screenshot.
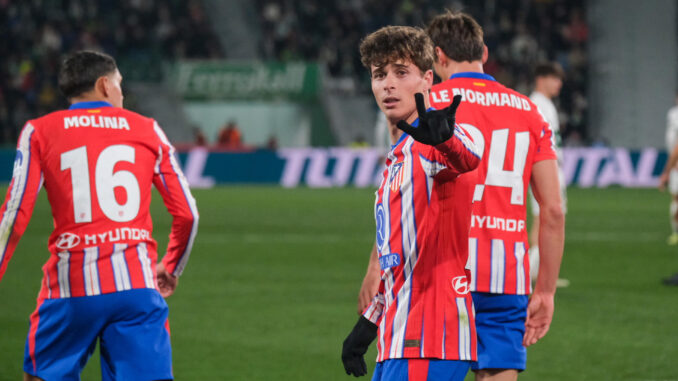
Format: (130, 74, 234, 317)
(523, 291, 555, 347)
(396, 93, 462, 146)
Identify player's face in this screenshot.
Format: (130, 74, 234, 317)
(544, 75, 562, 98)
(371, 60, 433, 125)
(104, 69, 124, 108)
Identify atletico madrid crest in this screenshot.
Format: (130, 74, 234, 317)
(390, 161, 405, 192)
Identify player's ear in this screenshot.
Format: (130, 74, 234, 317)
(423, 69, 434, 89)
(482, 45, 489, 64)
(95, 75, 110, 98)
(435, 46, 448, 66)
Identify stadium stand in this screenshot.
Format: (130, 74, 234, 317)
(256, 0, 588, 146)
(0, 0, 222, 144)
(0, 0, 587, 146)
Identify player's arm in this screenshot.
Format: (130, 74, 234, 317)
(357, 242, 380, 314)
(152, 122, 199, 297)
(524, 158, 565, 346)
(397, 94, 481, 174)
(0, 123, 43, 282)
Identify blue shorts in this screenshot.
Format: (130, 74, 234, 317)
(471, 292, 529, 371)
(24, 288, 172, 381)
(372, 358, 470, 381)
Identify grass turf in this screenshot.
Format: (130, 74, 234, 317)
(0, 186, 676, 380)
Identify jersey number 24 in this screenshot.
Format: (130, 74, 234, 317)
(461, 124, 529, 205)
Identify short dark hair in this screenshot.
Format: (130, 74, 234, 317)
(427, 11, 484, 63)
(534, 62, 565, 80)
(359, 26, 434, 75)
(58, 51, 118, 99)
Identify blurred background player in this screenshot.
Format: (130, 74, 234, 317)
(662, 92, 678, 246)
(0, 51, 198, 380)
(658, 94, 678, 285)
(427, 11, 565, 381)
(528, 62, 570, 288)
(342, 25, 481, 380)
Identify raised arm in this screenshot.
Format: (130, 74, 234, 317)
(397, 94, 480, 174)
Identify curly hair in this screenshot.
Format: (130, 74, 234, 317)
(359, 26, 434, 75)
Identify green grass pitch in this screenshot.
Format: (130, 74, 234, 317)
(0, 186, 676, 380)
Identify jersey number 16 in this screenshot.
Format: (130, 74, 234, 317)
(61, 144, 141, 223)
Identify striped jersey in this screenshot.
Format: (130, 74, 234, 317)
(430, 73, 557, 295)
(363, 118, 481, 362)
(0, 101, 198, 300)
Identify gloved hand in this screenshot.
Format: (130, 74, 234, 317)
(341, 316, 378, 377)
(396, 93, 462, 146)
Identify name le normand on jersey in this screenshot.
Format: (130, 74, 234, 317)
(432, 87, 532, 111)
(63, 115, 131, 130)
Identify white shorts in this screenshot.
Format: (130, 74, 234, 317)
(529, 166, 567, 216)
(669, 169, 678, 195)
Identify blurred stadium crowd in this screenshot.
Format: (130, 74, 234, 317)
(258, 0, 588, 146)
(0, 0, 222, 143)
(1, 0, 587, 146)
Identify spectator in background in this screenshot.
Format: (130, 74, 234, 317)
(658, 93, 678, 285)
(217, 120, 243, 149)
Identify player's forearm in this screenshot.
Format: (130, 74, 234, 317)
(366, 243, 379, 274)
(434, 126, 481, 173)
(535, 203, 565, 294)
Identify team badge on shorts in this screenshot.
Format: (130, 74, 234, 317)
(390, 161, 405, 192)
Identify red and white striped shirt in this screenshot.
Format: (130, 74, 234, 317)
(430, 73, 557, 295)
(363, 119, 481, 362)
(0, 101, 198, 300)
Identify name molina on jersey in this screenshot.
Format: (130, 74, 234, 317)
(64, 115, 130, 130)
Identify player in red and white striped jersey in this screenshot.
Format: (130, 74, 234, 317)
(427, 11, 565, 381)
(0, 51, 198, 380)
(342, 26, 481, 381)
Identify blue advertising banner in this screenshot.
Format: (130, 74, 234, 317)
(0, 147, 667, 188)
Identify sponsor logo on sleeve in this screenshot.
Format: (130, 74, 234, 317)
(452, 275, 470, 295)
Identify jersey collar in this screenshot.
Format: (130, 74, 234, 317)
(449, 72, 496, 82)
(68, 101, 114, 110)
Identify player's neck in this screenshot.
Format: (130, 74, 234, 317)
(441, 61, 484, 80)
(70, 91, 109, 105)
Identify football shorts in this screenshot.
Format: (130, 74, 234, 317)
(372, 358, 470, 381)
(24, 288, 172, 381)
(669, 169, 678, 195)
(471, 292, 529, 371)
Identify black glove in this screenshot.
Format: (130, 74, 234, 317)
(341, 316, 378, 377)
(396, 93, 462, 146)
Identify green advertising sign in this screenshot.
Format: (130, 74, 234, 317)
(168, 61, 321, 101)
